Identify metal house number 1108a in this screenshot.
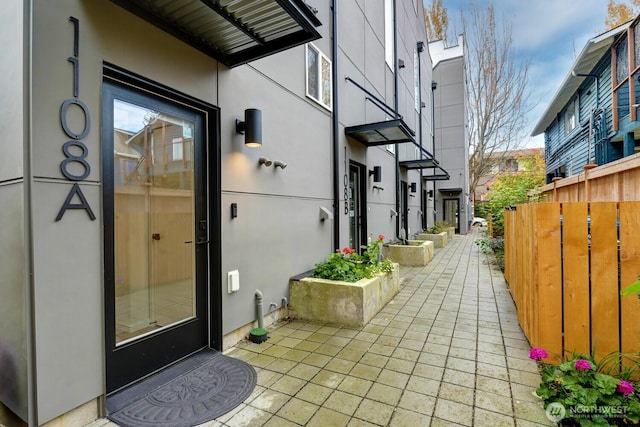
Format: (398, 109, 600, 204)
(55, 16, 96, 222)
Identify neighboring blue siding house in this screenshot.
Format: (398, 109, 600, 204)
(532, 18, 640, 183)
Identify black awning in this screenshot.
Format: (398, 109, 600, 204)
(439, 187, 462, 194)
(399, 158, 438, 169)
(423, 174, 451, 181)
(345, 119, 415, 146)
(110, 0, 322, 68)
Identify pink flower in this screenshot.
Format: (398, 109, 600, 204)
(335, 249, 342, 253)
(378, 234, 385, 240)
(528, 347, 549, 361)
(617, 380, 634, 396)
(574, 359, 592, 371)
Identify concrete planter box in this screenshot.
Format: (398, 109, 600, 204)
(416, 231, 448, 248)
(383, 240, 434, 266)
(289, 264, 400, 327)
(446, 227, 455, 239)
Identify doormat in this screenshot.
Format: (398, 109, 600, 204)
(107, 349, 256, 427)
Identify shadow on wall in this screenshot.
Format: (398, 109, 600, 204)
(0, 340, 25, 426)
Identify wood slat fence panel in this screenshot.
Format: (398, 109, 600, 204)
(619, 202, 640, 365)
(534, 203, 562, 362)
(504, 201, 640, 362)
(562, 203, 590, 356)
(589, 203, 619, 361)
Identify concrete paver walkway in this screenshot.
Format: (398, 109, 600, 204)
(91, 231, 553, 426)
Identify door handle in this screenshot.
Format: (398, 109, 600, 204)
(152, 233, 161, 240)
(196, 240, 210, 245)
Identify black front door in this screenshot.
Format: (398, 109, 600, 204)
(443, 198, 460, 233)
(349, 162, 367, 252)
(400, 181, 408, 238)
(103, 78, 210, 393)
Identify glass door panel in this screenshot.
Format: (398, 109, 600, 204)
(113, 100, 196, 344)
(104, 77, 209, 394)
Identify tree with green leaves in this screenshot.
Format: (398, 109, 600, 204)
(485, 152, 546, 235)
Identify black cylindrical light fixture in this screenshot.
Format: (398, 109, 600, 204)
(369, 166, 382, 183)
(236, 108, 262, 147)
(410, 182, 417, 192)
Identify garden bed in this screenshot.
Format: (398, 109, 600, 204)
(289, 264, 399, 327)
(415, 231, 448, 248)
(383, 240, 434, 266)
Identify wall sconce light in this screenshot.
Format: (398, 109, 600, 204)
(258, 157, 272, 166)
(369, 166, 382, 182)
(431, 81, 438, 91)
(372, 185, 384, 191)
(427, 190, 434, 198)
(398, 59, 405, 69)
(236, 108, 262, 147)
(274, 160, 287, 169)
(409, 182, 417, 193)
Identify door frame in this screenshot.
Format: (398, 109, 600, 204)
(102, 64, 221, 393)
(443, 198, 460, 234)
(400, 181, 409, 238)
(348, 161, 368, 252)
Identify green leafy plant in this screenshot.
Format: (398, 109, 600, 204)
(621, 277, 640, 299)
(484, 152, 546, 236)
(530, 347, 640, 426)
(426, 221, 450, 234)
(475, 236, 505, 269)
(313, 234, 394, 283)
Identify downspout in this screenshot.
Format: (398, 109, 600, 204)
(432, 80, 438, 226)
(393, 0, 400, 238)
(331, 0, 340, 250)
(417, 41, 425, 230)
(25, 0, 39, 423)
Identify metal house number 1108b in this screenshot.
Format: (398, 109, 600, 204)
(55, 16, 96, 222)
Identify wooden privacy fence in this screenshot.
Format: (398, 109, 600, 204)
(504, 202, 640, 363)
(539, 153, 640, 202)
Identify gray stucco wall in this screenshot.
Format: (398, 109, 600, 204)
(218, 59, 334, 333)
(0, 0, 29, 421)
(8, 0, 440, 423)
(29, 0, 222, 422)
(433, 53, 470, 233)
(337, 0, 433, 240)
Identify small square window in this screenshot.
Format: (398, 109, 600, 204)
(564, 98, 577, 135)
(306, 43, 332, 110)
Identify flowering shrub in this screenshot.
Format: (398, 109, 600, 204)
(313, 234, 394, 283)
(530, 347, 640, 425)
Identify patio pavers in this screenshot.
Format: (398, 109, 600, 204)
(89, 230, 553, 427)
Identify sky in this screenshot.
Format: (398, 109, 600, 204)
(435, 0, 612, 148)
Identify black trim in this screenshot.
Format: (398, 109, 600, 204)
(399, 158, 438, 169)
(423, 174, 451, 181)
(349, 161, 368, 253)
(102, 66, 222, 393)
(345, 119, 415, 146)
(108, 0, 321, 68)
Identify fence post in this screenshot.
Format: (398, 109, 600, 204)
(583, 164, 597, 202)
(552, 177, 562, 202)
